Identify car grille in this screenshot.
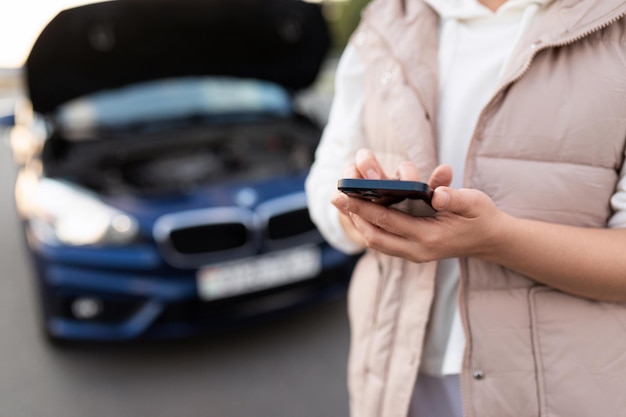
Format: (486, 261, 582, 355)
(266, 207, 316, 240)
(169, 223, 249, 254)
(153, 192, 322, 268)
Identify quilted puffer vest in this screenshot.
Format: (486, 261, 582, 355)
(346, 1, 626, 416)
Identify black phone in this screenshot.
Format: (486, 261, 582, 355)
(337, 178, 435, 213)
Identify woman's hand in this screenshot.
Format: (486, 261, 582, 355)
(332, 150, 508, 262)
(331, 148, 504, 260)
(333, 148, 431, 248)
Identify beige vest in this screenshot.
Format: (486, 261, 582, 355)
(348, 1, 626, 416)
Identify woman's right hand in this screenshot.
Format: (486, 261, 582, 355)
(333, 148, 453, 247)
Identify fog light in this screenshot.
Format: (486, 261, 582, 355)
(71, 297, 103, 320)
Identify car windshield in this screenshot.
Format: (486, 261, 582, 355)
(56, 77, 293, 134)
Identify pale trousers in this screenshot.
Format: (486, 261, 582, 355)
(408, 373, 463, 417)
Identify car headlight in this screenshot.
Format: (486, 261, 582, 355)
(16, 173, 139, 246)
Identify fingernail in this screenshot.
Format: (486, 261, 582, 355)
(333, 193, 349, 211)
(436, 188, 449, 208)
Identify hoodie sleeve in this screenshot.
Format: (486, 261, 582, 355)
(305, 44, 367, 254)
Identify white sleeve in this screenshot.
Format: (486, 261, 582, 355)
(305, 44, 366, 254)
(608, 163, 626, 228)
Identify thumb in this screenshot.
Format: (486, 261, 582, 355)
(429, 164, 453, 189)
(431, 187, 482, 218)
(355, 148, 385, 179)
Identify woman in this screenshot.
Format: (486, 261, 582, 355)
(305, 0, 626, 416)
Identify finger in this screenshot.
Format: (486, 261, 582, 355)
(429, 164, 453, 189)
(349, 210, 424, 260)
(350, 211, 401, 244)
(396, 161, 421, 181)
(332, 191, 351, 215)
(339, 192, 419, 237)
(355, 148, 386, 179)
(343, 162, 361, 178)
(431, 187, 481, 218)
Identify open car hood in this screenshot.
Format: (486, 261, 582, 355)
(25, 0, 330, 114)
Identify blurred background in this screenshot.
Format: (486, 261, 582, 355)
(0, 0, 369, 416)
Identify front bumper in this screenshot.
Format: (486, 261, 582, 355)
(28, 236, 356, 341)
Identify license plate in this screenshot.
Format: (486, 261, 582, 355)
(197, 245, 322, 301)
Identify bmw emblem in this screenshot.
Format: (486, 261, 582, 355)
(235, 187, 258, 208)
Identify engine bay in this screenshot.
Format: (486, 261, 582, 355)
(42, 116, 320, 195)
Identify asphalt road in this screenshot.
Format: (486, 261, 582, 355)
(0, 129, 352, 417)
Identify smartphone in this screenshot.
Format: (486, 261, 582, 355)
(337, 178, 435, 213)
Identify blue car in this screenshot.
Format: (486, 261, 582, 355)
(11, 0, 357, 343)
